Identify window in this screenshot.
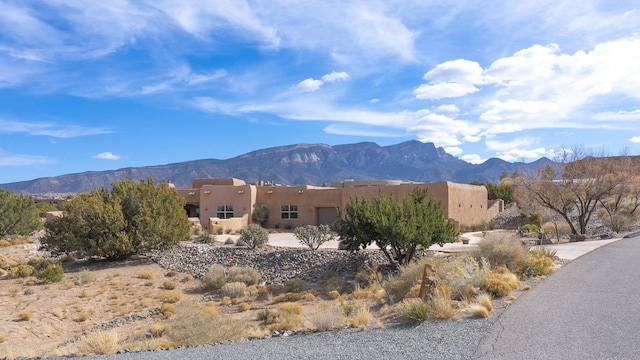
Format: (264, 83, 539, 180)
(281, 204, 298, 219)
(216, 204, 234, 219)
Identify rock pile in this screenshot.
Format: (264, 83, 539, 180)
(148, 243, 391, 285)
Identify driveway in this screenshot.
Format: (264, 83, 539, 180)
(475, 234, 640, 359)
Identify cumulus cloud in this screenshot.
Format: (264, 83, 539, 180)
(444, 147, 463, 156)
(414, 59, 484, 100)
(93, 152, 120, 160)
(460, 154, 486, 164)
(436, 104, 460, 113)
(292, 71, 350, 92)
(631, 136, 640, 143)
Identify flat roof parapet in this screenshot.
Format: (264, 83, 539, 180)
(192, 178, 246, 187)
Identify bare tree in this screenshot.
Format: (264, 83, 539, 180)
(517, 148, 628, 235)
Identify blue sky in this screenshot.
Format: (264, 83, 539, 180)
(1, 1, 639, 184)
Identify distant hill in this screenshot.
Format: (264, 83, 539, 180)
(0, 140, 552, 194)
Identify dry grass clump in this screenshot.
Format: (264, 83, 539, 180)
(476, 293, 493, 311)
(383, 258, 429, 303)
(78, 331, 119, 355)
(327, 290, 340, 300)
(76, 311, 90, 322)
(521, 248, 556, 277)
(200, 264, 226, 292)
(475, 232, 530, 273)
(482, 272, 520, 297)
(220, 296, 231, 305)
(355, 262, 382, 287)
(135, 269, 156, 280)
(158, 291, 183, 304)
(265, 302, 303, 331)
(307, 303, 343, 331)
(431, 256, 491, 301)
(148, 323, 166, 337)
(227, 266, 261, 286)
(164, 300, 246, 347)
(348, 305, 374, 329)
(52, 309, 65, 319)
(350, 284, 385, 300)
(3, 236, 33, 246)
(469, 304, 490, 318)
(271, 291, 315, 303)
(237, 302, 251, 312)
(221, 282, 247, 298)
(18, 311, 33, 321)
(400, 290, 460, 323)
(0, 332, 6, 343)
(160, 303, 177, 317)
(245, 284, 269, 300)
(162, 280, 178, 290)
(428, 293, 460, 320)
(9, 264, 35, 278)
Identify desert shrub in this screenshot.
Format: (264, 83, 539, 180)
(196, 232, 215, 244)
(162, 280, 178, 290)
(482, 273, 519, 297)
(355, 262, 382, 287)
(79, 331, 119, 355)
(237, 302, 251, 312)
(161, 303, 177, 317)
(77, 311, 90, 322)
(220, 296, 231, 305)
(520, 224, 539, 233)
(235, 238, 247, 246)
(251, 205, 269, 226)
(476, 293, 493, 311)
(148, 323, 165, 337)
(266, 302, 303, 331)
(0, 239, 11, 247)
(383, 258, 429, 303)
(475, 233, 530, 272)
(135, 270, 156, 280)
(348, 305, 373, 329)
(245, 284, 269, 300)
(167, 301, 247, 347)
(308, 303, 343, 331)
(271, 292, 308, 303)
(18, 311, 33, 321)
(221, 282, 247, 298)
(284, 278, 305, 293)
(294, 224, 336, 250)
(520, 249, 556, 277)
(429, 256, 491, 301)
(36, 263, 64, 284)
(9, 264, 35, 278)
(469, 304, 490, 318)
(327, 290, 340, 300)
(203, 301, 218, 316)
(227, 266, 261, 286)
(0, 254, 8, 269)
(257, 309, 272, 321)
(200, 264, 226, 292)
(401, 299, 429, 324)
(158, 291, 183, 304)
(78, 269, 96, 284)
(224, 237, 235, 245)
(238, 224, 269, 249)
(24, 288, 35, 295)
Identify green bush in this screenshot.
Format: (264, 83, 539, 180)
(227, 267, 261, 286)
(251, 205, 269, 226)
(196, 233, 215, 244)
(9, 264, 35, 278)
(36, 264, 64, 284)
(294, 224, 336, 250)
(401, 300, 429, 324)
(238, 224, 269, 249)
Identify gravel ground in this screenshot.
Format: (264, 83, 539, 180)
(84, 319, 495, 360)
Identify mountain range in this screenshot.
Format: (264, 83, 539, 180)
(0, 140, 552, 194)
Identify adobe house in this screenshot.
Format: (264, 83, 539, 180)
(176, 178, 503, 234)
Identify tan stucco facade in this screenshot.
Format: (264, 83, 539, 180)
(176, 178, 503, 234)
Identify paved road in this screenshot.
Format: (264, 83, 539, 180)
(475, 235, 640, 360)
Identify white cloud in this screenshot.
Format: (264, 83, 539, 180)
(0, 120, 112, 138)
(414, 82, 480, 100)
(460, 154, 486, 164)
(424, 59, 484, 84)
(495, 148, 551, 162)
(486, 137, 538, 152)
(93, 152, 120, 160)
(0, 149, 52, 166)
(292, 72, 350, 93)
(436, 104, 460, 113)
(630, 136, 640, 143)
(323, 124, 403, 138)
(444, 147, 463, 156)
(321, 71, 350, 83)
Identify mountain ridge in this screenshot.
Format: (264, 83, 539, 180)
(0, 140, 552, 194)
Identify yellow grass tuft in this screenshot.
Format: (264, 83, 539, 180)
(162, 280, 178, 290)
(327, 290, 340, 300)
(220, 296, 231, 305)
(79, 331, 119, 355)
(238, 302, 251, 312)
(157, 291, 182, 304)
(148, 323, 165, 337)
(469, 304, 490, 318)
(52, 309, 65, 319)
(348, 305, 373, 329)
(522, 284, 532, 291)
(135, 269, 156, 280)
(0, 332, 6, 343)
(161, 303, 177, 317)
(77, 311, 90, 322)
(18, 311, 33, 321)
(476, 293, 493, 311)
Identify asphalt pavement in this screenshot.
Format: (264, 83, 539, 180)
(475, 233, 640, 359)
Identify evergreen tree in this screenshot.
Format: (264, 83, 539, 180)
(0, 189, 42, 237)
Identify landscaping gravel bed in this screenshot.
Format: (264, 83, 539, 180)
(147, 242, 394, 285)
